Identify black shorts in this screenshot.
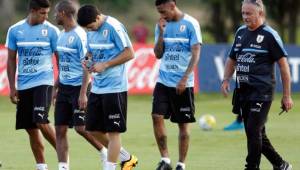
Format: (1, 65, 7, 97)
(152, 82, 195, 123)
(16, 85, 53, 130)
(86, 92, 127, 133)
(54, 83, 86, 127)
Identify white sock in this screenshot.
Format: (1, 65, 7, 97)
(176, 162, 186, 169)
(104, 161, 117, 170)
(161, 157, 171, 164)
(100, 147, 108, 162)
(36, 163, 48, 170)
(119, 147, 131, 162)
(59, 162, 69, 170)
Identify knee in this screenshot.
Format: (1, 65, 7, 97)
(74, 126, 86, 136)
(36, 123, 45, 129)
(56, 130, 66, 140)
(87, 130, 97, 138)
(246, 126, 262, 141)
(152, 114, 163, 125)
(179, 131, 190, 141)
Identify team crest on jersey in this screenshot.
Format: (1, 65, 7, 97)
(42, 29, 48, 36)
(68, 36, 75, 44)
(180, 25, 186, 32)
(103, 29, 108, 38)
(256, 35, 264, 43)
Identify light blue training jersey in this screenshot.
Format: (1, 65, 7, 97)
(154, 14, 202, 88)
(5, 19, 60, 90)
(57, 26, 87, 86)
(87, 16, 132, 94)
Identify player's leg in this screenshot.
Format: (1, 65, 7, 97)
(152, 115, 169, 158)
(152, 83, 172, 170)
(17, 88, 48, 170)
(177, 123, 190, 169)
(74, 124, 108, 162)
(170, 87, 195, 170)
(261, 125, 292, 169)
(55, 126, 69, 170)
(33, 85, 56, 149)
(26, 129, 46, 163)
(243, 101, 271, 170)
(104, 132, 121, 170)
(72, 88, 107, 153)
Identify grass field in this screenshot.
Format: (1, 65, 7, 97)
(0, 93, 299, 170)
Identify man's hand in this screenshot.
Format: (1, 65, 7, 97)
(52, 86, 58, 106)
(176, 76, 188, 95)
(221, 79, 230, 97)
(158, 18, 166, 33)
(281, 95, 293, 112)
(9, 88, 18, 104)
(78, 93, 88, 110)
(89, 62, 108, 73)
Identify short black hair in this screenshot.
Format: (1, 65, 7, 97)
(29, 0, 51, 10)
(56, 0, 77, 18)
(77, 5, 100, 27)
(155, 0, 176, 6)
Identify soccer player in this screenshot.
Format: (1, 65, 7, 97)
(152, 0, 202, 169)
(5, 0, 58, 170)
(77, 5, 138, 170)
(53, 1, 107, 170)
(221, 0, 293, 169)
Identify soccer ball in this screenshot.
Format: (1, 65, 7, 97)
(198, 114, 216, 131)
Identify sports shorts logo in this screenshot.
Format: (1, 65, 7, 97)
(256, 102, 263, 108)
(34, 106, 45, 111)
(74, 109, 84, 114)
(113, 121, 121, 127)
(180, 107, 191, 112)
(108, 114, 120, 119)
(38, 113, 44, 119)
(185, 114, 191, 119)
(78, 115, 85, 121)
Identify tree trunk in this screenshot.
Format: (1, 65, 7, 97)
(210, 2, 228, 42)
(287, 0, 299, 44)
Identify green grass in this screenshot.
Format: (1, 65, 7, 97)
(0, 93, 299, 170)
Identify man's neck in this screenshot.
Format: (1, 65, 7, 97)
(173, 9, 184, 21)
(63, 18, 76, 32)
(27, 14, 40, 26)
(248, 19, 264, 31)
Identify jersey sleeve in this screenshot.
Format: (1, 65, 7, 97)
(111, 25, 132, 51)
(189, 21, 202, 46)
(154, 24, 160, 45)
(5, 27, 17, 51)
(50, 27, 60, 53)
(268, 32, 288, 61)
(228, 37, 238, 60)
(76, 32, 88, 61)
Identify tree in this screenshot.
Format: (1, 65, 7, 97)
(200, 0, 242, 42)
